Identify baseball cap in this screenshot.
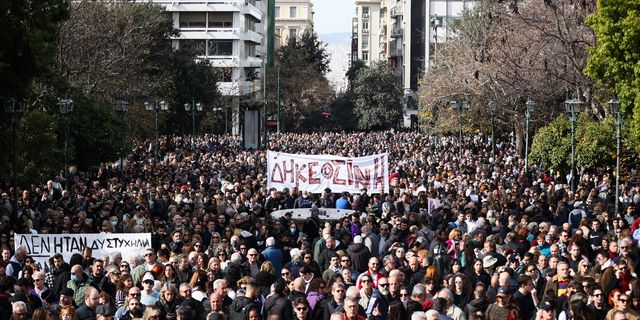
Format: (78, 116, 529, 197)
(142, 273, 155, 283)
(539, 300, 555, 310)
(497, 287, 510, 297)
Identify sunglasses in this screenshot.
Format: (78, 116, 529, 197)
(296, 307, 308, 311)
(379, 283, 389, 287)
(281, 272, 290, 276)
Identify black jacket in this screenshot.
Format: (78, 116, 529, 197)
(228, 296, 259, 320)
(75, 304, 96, 320)
(347, 243, 372, 273)
(263, 292, 293, 320)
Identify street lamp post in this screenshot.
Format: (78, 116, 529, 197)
(4, 98, 26, 220)
(525, 99, 536, 172)
(489, 100, 497, 158)
(184, 100, 203, 150)
(609, 97, 622, 215)
(144, 100, 169, 163)
(565, 93, 582, 193)
(115, 99, 129, 181)
(57, 95, 73, 191)
(450, 100, 470, 158)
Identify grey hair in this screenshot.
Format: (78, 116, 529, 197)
(437, 288, 453, 302)
(331, 281, 346, 292)
(213, 278, 227, 291)
(412, 283, 426, 297)
(412, 311, 428, 320)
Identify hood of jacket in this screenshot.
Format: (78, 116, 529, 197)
(348, 242, 366, 252)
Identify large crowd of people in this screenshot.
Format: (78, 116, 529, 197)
(1, 130, 639, 320)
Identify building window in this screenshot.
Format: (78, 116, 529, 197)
(362, 7, 369, 18)
(362, 36, 369, 49)
(275, 6, 280, 18)
(180, 39, 207, 56)
(244, 42, 256, 59)
(179, 12, 206, 28)
(362, 52, 369, 61)
(245, 16, 256, 32)
(208, 40, 233, 56)
(289, 28, 297, 43)
(290, 6, 297, 18)
(362, 21, 369, 32)
(208, 12, 233, 28)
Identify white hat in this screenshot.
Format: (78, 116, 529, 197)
(354, 235, 363, 244)
(483, 255, 498, 269)
(142, 273, 155, 282)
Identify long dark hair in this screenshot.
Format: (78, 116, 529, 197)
(388, 301, 406, 320)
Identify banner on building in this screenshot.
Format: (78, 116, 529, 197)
(267, 150, 389, 194)
(14, 233, 151, 270)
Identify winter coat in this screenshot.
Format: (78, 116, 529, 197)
(228, 296, 258, 320)
(263, 293, 293, 320)
(347, 243, 371, 273)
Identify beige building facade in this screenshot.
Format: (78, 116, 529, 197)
(275, 0, 314, 49)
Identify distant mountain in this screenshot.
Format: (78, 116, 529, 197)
(320, 32, 352, 93)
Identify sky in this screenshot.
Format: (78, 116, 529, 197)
(313, 0, 356, 35)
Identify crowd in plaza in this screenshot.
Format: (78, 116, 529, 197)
(2, 130, 640, 320)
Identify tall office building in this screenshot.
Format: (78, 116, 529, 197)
(354, 0, 382, 65)
(153, 0, 266, 136)
(274, 0, 314, 49)
(352, 0, 476, 127)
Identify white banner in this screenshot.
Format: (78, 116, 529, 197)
(267, 151, 389, 194)
(15, 233, 152, 271)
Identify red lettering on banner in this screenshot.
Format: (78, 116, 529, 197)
(282, 159, 295, 183)
(346, 160, 354, 186)
(271, 163, 284, 183)
(373, 156, 385, 192)
(295, 163, 308, 187)
(332, 160, 346, 185)
(353, 165, 371, 189)
(308, 162, 320, 184)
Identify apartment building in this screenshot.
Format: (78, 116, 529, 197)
(352, 0, 476, 127)
(152, 0, 265, 135)
(275, 0, 314, 49)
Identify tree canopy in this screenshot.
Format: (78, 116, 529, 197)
(585, 0, 640, 148)
(353, 61, 403, 130)
(272, 30, 333, 130)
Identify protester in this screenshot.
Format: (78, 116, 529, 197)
(1, 130, 639, 319)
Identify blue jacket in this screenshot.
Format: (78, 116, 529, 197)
(262, 246, 284, 275)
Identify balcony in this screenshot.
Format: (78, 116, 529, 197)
(390, 4, 403, 17)
(362, 29, 369, 34)
(390, 26, 403, 38)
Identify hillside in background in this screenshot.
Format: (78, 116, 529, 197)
(320, 32, 351, 93)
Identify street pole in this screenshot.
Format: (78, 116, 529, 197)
(115, 99, 128, 182)
(525, 99, 535, 173)
(184, 100, 201, 151)
(565, 93, 581, 193)
(489, 100, 497, 159)
(155, 107, 159, 162)
(277, 67, 281, 134)
(609, 97, 622, 215)
(58, 95, 73, 191)
(145, 100, 169, 164)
